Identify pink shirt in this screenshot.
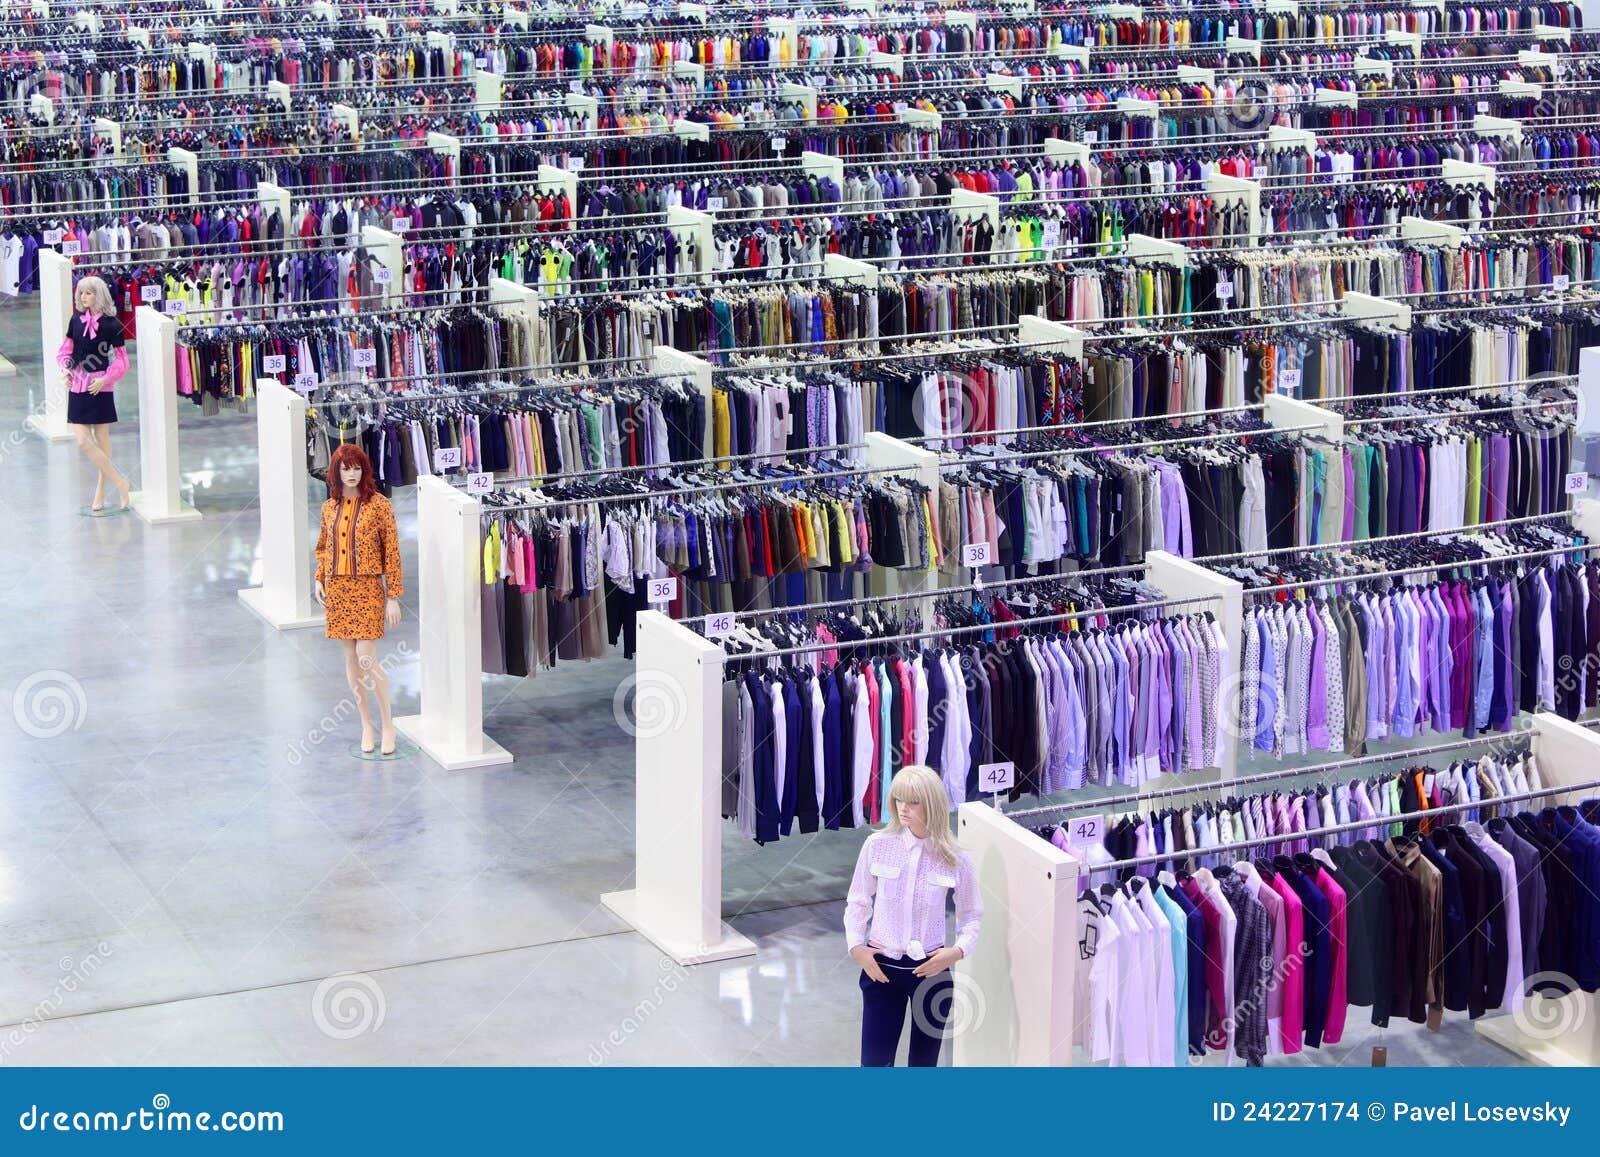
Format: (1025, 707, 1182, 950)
(1314, 866, 1350, 1043)
(844, 829, 982, 962)
(1269, 870, 1306, 1054)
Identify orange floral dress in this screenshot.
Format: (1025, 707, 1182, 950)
(314, 493, 403, 640)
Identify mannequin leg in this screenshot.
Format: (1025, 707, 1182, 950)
(356, 638, 395, 754)
(93, 424, 130, 507)
(341, 639, 375, 752)
(75, 425, 117, 509)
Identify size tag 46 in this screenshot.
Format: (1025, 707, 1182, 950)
(704, 611, 736, 637)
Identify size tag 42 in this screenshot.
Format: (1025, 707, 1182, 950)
(433, 447, 462, 470)
(978, 761, 1015, 793)
(1067, 814, 1105, 847)
(465, 472, 494, 495)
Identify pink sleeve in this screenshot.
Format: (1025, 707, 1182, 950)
(100, 346, 130, 387)
(55, 335, 74, 371)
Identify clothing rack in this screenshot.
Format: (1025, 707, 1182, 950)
(1091, 771, 1600, 873)
(1004, 731, 1536, 823)
(1247, 541, 1600, 597)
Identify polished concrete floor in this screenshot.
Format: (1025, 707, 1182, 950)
(0, 298, 1528, 1066)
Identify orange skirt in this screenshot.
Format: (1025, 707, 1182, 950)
(324, 575, 388, 640)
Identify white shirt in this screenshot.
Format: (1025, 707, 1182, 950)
(843, 829, 981, 962)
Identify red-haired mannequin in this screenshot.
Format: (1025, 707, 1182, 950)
(313, 444, 404, 754)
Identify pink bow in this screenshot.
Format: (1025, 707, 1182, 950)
(78, 311, 100, 340)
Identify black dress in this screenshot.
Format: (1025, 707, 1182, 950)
(64, 312, 124, 426)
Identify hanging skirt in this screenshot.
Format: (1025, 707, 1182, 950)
(324, 575, 387, 640)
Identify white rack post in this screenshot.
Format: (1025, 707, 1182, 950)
(667, 206, 714, 283)
(1116, 96, 1159, 119)
(869, 51, 903, 77)
(332, 103, 361, 141)
(504, 5, 528, 30)
(1018, 315, 1087, 361)
(1441, 158, 1497, 192)
(1226, 37, 1262, 61)
(257, 181, 292, 235)
(1267, 125, 1316, 154)
(1533, 23, 1571, 43)
(564, 93, 597, 129)
(238, 380, 323, 631)
(1341, 291, 1413, 330)
(654, 347, 714, 457)
(1313, 89, 1358, 110)
(778, 81, 818, 122)
(427, 131, 461, 181)
(1206, 174, 1261, 246)
(474, 68, 502, 112)
(1354, 55, 1394, 80)
(167, 147, 199, 206)
(673, 59, 705, 89)
(1052, 42, 1090, 66)
(393, 475, 514, 771)
(823, 254, 878, 287)
(1264, 394, 1344, 439)
(1474, 114, 1522, 141)
(600, 611, 758, 965)
(949, 188, 999, 233)
(1145, 551, 1244, 781)
(984, 72, 1023, 100)
(768, 17, 797, 64)
(1176, 65, 1215, 86)
(800, 150, 844, 192)
(361, 226, 404, 302)
(266, 79, 291, 110)
(671, 118, 709, 143)
(536, 164, 578, 227)
(1475, 711, 1600, 1065)
(951, 802, 1081, 1066)
(1400, 215, 1466, 246)
(32, 250, 74, 443)
(1126, 234, 1190, 267)
(91, 117, 122, 157)
(27, 93, 51, 124)
(364, 13, 388, 36)
(129, 307, 202, 526)
(1043, 138, 1091, 168)
(1499, 79, 1541, 100)
(490, 274, 540, 314)
(584, 23, 614, 49)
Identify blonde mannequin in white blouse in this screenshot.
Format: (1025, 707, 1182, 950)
(844, 765, 982, 1066)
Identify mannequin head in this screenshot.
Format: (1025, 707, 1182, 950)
(74, 276, 116, 317)
(327, 443, 377, 500)
(884, 765, 959, 866)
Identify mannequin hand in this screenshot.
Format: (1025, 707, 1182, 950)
(314, 581, 326, 607)
(851, 946, 889, 983)
(385, 597, 401, 628)
(912, 946, 963, 978)
(88, 376, 107, 394)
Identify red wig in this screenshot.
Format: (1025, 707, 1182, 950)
(327, 443, 378, 500)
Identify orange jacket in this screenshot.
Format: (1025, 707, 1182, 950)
(314, 493, 404, 596)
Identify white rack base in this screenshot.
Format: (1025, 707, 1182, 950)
(392, 714, 513, 772)
(599, 890, 757, 966)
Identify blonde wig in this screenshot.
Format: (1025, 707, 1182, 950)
(883, 765, 960, 867)
(74, 276, 117, 317)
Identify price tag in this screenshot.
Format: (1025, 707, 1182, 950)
(61, 239, 82, 256)
(42, 228, 62, 245)
(771, 135, 786, 151)
(353, 348, 377, 368)
(1565, 471, 1589, 494)
(163, 298, 185, 314)
(978, 761, 1015, 793)
(391, 217, 409, 232)
(1217, 282, 1235, 301)
(961, 541, 992, 568)
(647, 576, 679, 604)
(263, 354, 287, 373)
(1554, 274, 1571, 291)
(374, 267, 393, 284)
(705, 610, 736, 638)
(292, 372, 318, 393)
(465, 471, 494, 495)
(1041, 221, 1062, 251)
(564, 156, 584, 171)
(1067, 813, 1105, 847)
(140, 284, 162, 303)
(434, 447, 462, 470)
(706, 196, 725, 211)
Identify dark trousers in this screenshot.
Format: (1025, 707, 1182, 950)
(859, 954, 951, 1067)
